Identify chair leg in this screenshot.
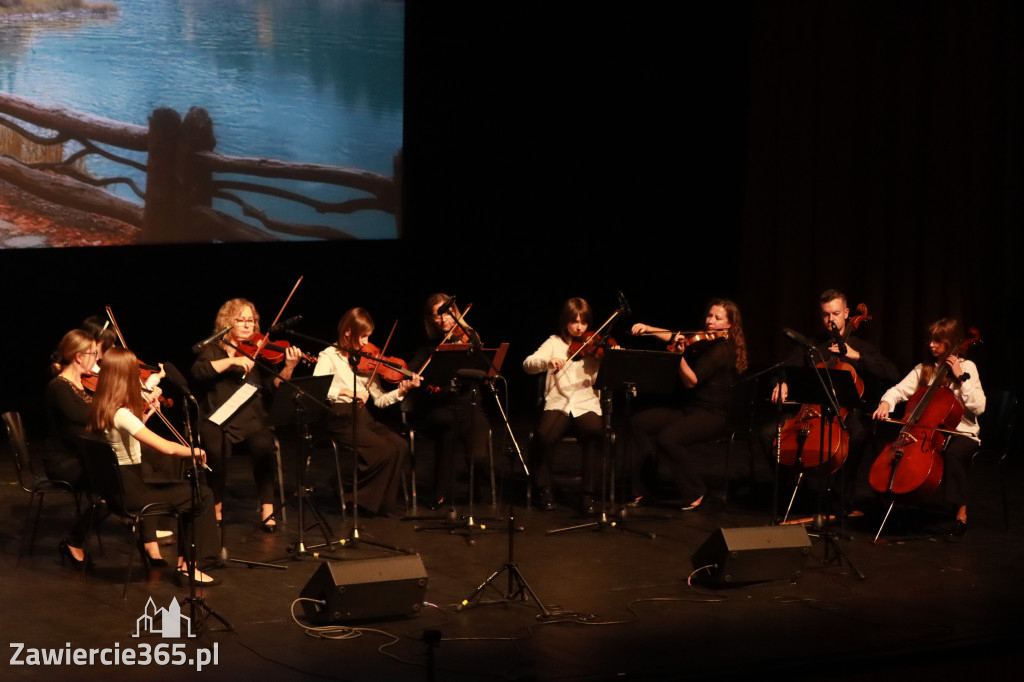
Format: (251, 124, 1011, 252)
(331, 439, 346, 523)
(274, 443, 287, 525)
(488, 429, 497, 506)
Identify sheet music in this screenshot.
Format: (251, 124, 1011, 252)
(208, 383, 258, 426)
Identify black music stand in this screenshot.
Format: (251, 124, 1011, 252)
(779, 364, 864, 579)
(548, 349, 678, 536)
(233, 375, 337, 568)
(412, 344, 508, 544)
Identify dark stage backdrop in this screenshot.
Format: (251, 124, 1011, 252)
(1, 2, 1020, 438)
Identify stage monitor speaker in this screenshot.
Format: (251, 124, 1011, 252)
(691, 525, 811, 586)
(299, 554, 428, 623)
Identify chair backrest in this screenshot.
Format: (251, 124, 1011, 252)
(3, 411, 36, 490)
(77, 436, 128, 511)
(980, 389, 1019, 462)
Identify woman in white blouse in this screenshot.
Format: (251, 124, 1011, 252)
(523, 298, 607, 513)
(313, 308, 419, 516)
(872, 318, 985, 540)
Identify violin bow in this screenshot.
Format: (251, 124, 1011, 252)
(418, 303, 473, 374)
(364, 321, 398, 389)
(557, 308, 620, 375)
(104, 306, 190, 448)
(252, 275, 303, 361)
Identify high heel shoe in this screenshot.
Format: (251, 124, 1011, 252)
(58, 540, 89, 570)
(174, 567, 222, 587)
(139, 542, 168, 568)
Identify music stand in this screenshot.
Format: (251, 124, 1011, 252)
(548, 348, 678, 536)
(413, 344, 509, 544)
(778, 364, 864, 579)
(233, 375, 336, 568)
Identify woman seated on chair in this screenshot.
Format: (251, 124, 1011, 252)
(313, 307, 419, 517)
(523, 297, 607, 514)
(84, 347, 221, 586)
(872, 318, 986, 541)
(405, 293, 491, 509)
(191, 298, 303, 532)
(628, 298, 748, 512)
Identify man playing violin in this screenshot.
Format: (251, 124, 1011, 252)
(628, 298, 749, 511)
(765, 289, 900, 509)
(191, 298, 304, 532)
(871, 318, 985, 540)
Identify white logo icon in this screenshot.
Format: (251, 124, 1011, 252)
(133, 598, 194, 639)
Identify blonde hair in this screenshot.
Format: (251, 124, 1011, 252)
(50, 329, 94, 376)
(214, 298, 260, 344)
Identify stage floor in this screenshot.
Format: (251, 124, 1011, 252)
(3, 430, 1023, 682)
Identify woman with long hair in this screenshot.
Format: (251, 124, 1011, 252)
(87, 348, 221, 585)
(523, 297, 607, 513)
(628, 298, 748, 511)
(872, 318, 986, 540)
(403, 293, 491, 509)
(313, 307, 419, 516)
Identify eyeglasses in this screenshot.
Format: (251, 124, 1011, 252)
(80, 351, 99, 357)
(234, 318, 256, 326)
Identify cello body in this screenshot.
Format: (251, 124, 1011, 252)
(869, 327, 979, 500)
(776, 305, 870, 473)
(868, 385, 962, 499)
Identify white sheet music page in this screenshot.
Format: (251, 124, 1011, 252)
(208, 383, 258, 426)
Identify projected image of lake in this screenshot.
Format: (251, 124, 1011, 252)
(0, 0, 404, 243)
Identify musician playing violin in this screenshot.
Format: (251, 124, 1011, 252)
(629, 298, 749, 511)
(872, 318, 985, 540)
(404, 293, 490, 509)
(766, 289, 899, 504)
(523, 298, 608, 513)
(191, 298, 304, 531)
(313, 307, 420, 517)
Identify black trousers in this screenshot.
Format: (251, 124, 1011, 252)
(119, 464, 219, 560)
(631, 406, 728, 504)
(530, 410, 603, 494)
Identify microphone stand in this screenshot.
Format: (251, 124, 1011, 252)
(176, 385, 233, 634)
(457, 375, 552, 618)
(281, 329, 414, 556)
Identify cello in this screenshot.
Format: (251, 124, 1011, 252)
(869, 328, 981, 499)
(775, 304, 872, 472)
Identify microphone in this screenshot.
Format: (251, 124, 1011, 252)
(617, 290, 632, 316)
(191, 326, 232, 354)
(830, 322, 847, 356)
(456, 368, 491, 383)
(436, 296, 456, 318)
(162, 362, 193, 399)
(269, 315, 302, 333)
(782, 327, 816, 349)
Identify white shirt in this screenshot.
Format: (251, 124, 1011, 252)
(880, 359, 986, 440)
(313, 346, 404, 408)
(523, 335, 602, 417)
(106, 407, 145, 466)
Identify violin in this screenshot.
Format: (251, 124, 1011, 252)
(237, 333, 316, 365)
(869, 328, 981, 499)
(567, 331, 616, 359)
(80, 362, 173, 408)
(775, 304, 870, 472)
(354, 342, 418, 384)
(668, 330, 730, 352)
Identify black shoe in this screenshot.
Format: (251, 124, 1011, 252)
(429, 497, 446, 511)
(535, 488, 555, 511)
(144, 553, 169, 568)
(580, 494, 597, 515)
(946, 520, 968, 542)
(625, 495, 648, 508)
(58, 540, 89, 570)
